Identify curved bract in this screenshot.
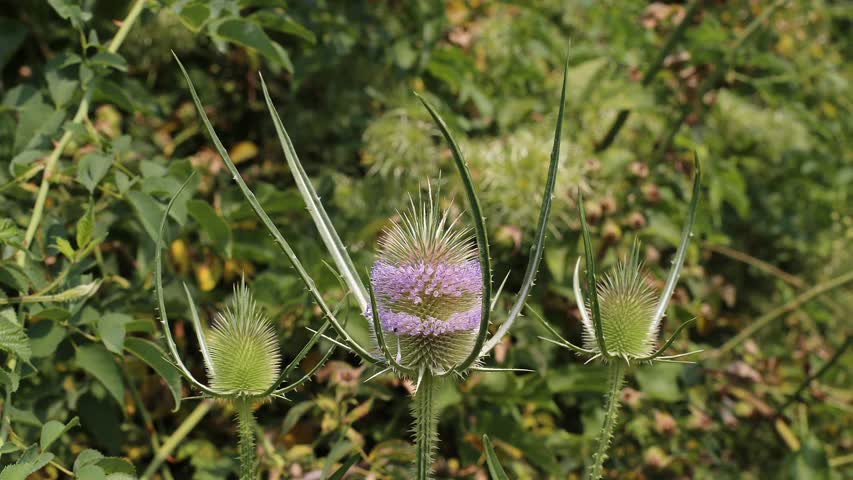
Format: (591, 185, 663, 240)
(172, 51, 570, 480)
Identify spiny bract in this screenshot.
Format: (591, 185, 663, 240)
(207, 282, 281, 396)
(368, 195, 482, 374)
(581, 243, 658, 361)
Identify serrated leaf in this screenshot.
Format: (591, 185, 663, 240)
(77, 153, 112, 193)
(124, 337, 181, 411)
(0, 367, 20, 392)
(187, 199, 232, 256)
(75, 345, 125, 408)
(76, 204, 95, 249)
(0, 317, 31, 362)
(40, 417, 80, 451)
(54, 237, 76, 260)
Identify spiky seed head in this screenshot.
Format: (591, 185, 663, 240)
(207, 281, 281, 396)
(582, 245, 659, 360)
(369, 194, 482, 374)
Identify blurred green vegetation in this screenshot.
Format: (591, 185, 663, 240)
(0, 1, 850, 479)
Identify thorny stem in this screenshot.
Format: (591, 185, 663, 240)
(237, 398, 258, 480)
(587, 361, 625, 480)
(16, 0, 147, 266)
(413, 374, 439, 480)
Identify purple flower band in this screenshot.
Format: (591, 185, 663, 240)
(371, 260, 482, 305)
(367, 304, 482, 336)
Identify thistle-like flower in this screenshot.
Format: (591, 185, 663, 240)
(206, 281, 281, 396)
(173, 52, 570, 480)
(368, 195, 482, 374)
(536, 155, 701, 480)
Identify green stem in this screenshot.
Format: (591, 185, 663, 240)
(413, 374, 439, 480)
(140, 399, 213, 480)
(16, 0, 147, 266)
(587, 361, 625, 480)
(237, 398, 258, 480)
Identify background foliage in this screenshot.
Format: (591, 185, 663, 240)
(0, 1, 851, 479)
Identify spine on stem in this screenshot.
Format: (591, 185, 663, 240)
(413, 374, 439, 480)
(587, 361, 625, 480)
(236, 398, 258, 480)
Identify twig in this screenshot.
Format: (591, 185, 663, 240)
(713, 270, 853, 357)
(704, 243, 804, 288)
(15, 0, 147, 266)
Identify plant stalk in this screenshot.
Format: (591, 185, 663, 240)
(587, 361, 625, 480)
(413, 374, 439, 480)
(140, 399, 213, 480)
(237, 398, 258, 480)
(16, 0, 147, 266)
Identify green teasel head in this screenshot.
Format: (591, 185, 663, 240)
(535, 154, 703, 365)
(206, 281, 281, 396)
(579, 240, 658, 360)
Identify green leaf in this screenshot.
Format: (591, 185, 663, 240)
(635, 363, 683, 402)
(0, 317, 31, 362)
(211, 17, 292, 71)
(482, 435, 510, 480)
(47, 0, 92, 29)
(250, 11, 316, 44)
(0, 367, 20, 392)
(54, 237, 76, 260)
(327, 455, 359, 480)
(97, 457, 135, 475)
(174, 1, 210, 32)
(126, 190, 165, 242)
(77, 153, 112, 193)
(0, 464, 33, 480)
(124, 337, 182, 411)
(75, 345, 125, 408)
(45, 69, 78, 109)
(74, 449, 104, 473)
(97, 313, 131, 355)
(40, 417, 80, 451)
(76, 204, 95, 250)
(88, 52, 127, 72)
(187, 199, 232, 256)
(28, 319, 67, 357)
(76, 465, 106, 480)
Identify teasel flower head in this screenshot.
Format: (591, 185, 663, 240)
(536, 155, 703, 366)
(579, 241, 659, 360)
(206, 281, 281, 396)
(367, 194, 483, 375)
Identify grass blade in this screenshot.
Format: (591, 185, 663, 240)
(415, 93, 491, 374)
(259, 73, 369, 312)
(172, 53, 378, 364)
(481, 54, 570, 357)
(327, 455, 360, 480)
